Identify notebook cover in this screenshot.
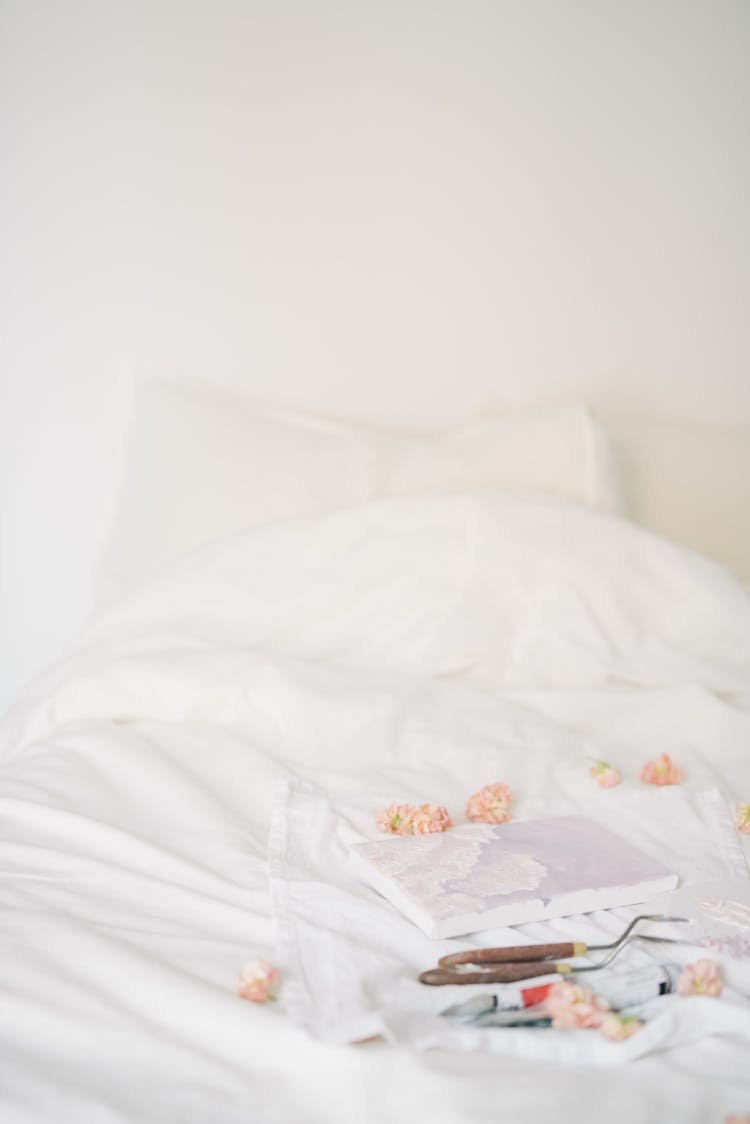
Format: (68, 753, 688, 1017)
(349, 815, 678, 938)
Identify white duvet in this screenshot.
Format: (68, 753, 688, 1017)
(1, 491, 750, 1124)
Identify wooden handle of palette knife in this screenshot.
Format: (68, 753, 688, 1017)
(439, 942, 584, 967)
(420, 961, 572, 986)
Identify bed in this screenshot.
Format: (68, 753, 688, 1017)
(2, 384, 749, 1124)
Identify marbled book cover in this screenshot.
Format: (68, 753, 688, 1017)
(349, 815, 678, 938)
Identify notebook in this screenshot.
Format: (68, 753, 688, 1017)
(349, 815, 678, 938)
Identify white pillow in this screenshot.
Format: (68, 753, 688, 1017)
(100, 380, 622, 586)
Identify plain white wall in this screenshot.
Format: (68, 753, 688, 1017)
(2, 0, 749, 711)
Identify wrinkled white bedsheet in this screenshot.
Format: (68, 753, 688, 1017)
(1, 491, 750, 1124)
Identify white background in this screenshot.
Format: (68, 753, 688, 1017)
(2, 0, 749, 711)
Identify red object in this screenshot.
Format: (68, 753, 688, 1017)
(521, 983, 553, 1007)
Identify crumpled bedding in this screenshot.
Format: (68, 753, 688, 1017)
(1, 491, 750, 1123)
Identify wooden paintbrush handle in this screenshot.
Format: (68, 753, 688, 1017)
(438, 942, 585, 966)
(420, 961, 573, 985)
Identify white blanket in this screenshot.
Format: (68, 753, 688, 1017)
(2, 492, 750, 1123)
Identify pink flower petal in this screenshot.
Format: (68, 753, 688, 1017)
(236, 959, 279, 1003)
(677, 958, 723, 998)
(598, 1013, 643, 1041)
(544, 980, 609, 1029)
(735, 803, 750, 836)
(640, 752, 683, 786)
(588, 760, 621, 788)
(466, 782, 514, 824)
(375, 802, 452, 835)
(409, 804, 453, 834)
(375, 803, 414, 835)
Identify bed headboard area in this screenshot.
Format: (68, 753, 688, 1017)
(100, 380, 750, 591)
(604, 417, 750, 581)
(2, 0, 749, 710)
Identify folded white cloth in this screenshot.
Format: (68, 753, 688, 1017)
(269, 779, 750, 1064)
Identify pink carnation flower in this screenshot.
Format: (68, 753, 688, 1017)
(544, 980, 609, 1029)
(375, 802, 452, 835)
(735, 803, 750, 836)
(236, 959, 279, 1003)
(588, 760, 621, 788)
(465, 782, 514, 824)
(409, 804, 453, 834)
(725, 1116, 750, 1123)
(677, 958, 723, 998)
(598, 1012, 643, 1041)
(640, 752, 683, 786)
(375, 803, 414, 835)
